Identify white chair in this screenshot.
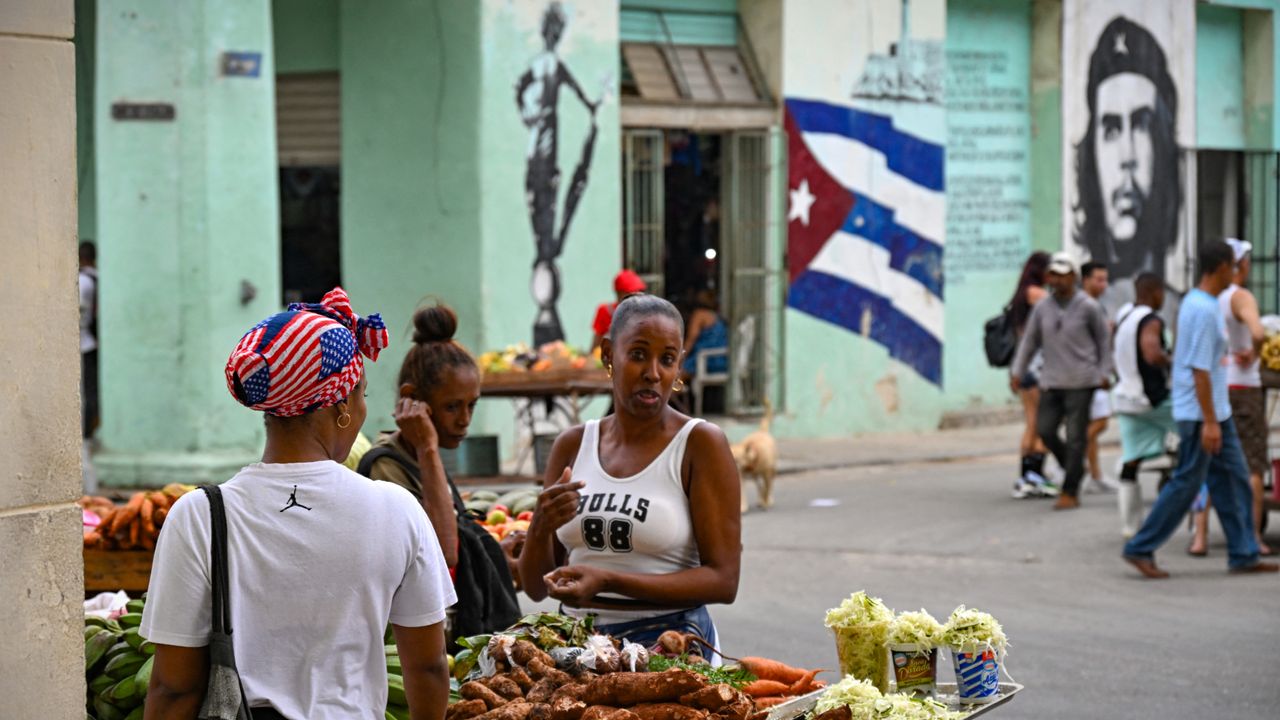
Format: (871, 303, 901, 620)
(692, 314, 756, 416)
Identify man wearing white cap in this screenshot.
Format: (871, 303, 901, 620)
(1011, 252, 1113, 509)
(1187, 238, 1273, 557)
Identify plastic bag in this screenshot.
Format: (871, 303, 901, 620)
(84, 590, 130, 620)
(575, 634, 621, 673)
(619, 640, 650, 672)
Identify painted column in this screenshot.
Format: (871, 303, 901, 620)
(0, 0, 85, 713)
(94, 0, 281, 485)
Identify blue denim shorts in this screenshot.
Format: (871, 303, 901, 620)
(590, 606, 718, 653)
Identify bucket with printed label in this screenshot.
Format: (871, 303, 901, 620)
(950, 646, 1000, 704)
(888, 643, 937, 694)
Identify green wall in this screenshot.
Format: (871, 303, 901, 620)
(1029, 0, 1061, 254)
(94, 0, 282, 484)
(273, 0, 339, 73)
(340, 0, 486, 434)
(1198, 4, 1247, 149)
(942, 0, 1033, 414)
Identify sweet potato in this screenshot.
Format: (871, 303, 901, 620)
(450, 700, 490, 720)
(513, 640, 555, 668)
(462, 681, 508, 709)
(473, 701, 535, 720)
(527, 679, 559, 704)
(582, 669, 705, 707)
(550, 695, 587, 720)
(484, 675, 525, 700)
(530, 657, 573, 685)
(679, 685, 738, 712)
(812, 707, 851, 720)
(629, 704, 708, 720)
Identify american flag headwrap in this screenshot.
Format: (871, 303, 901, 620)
(225, 287, 390, 417)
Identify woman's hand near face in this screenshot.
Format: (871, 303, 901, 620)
(529, 467, 584, 538)
(395, 398, 439, 456)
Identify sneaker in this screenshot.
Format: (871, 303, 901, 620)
(1024, 471, 1060, 497)
(1083, 475, 1120, 494)
(1012, 477, 1038, 499)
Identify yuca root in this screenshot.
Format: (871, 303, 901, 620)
(550, 683, 586, 703)
(678, 685, 738, 711)
(530, 657, 573, 686)
(473, 701, 535, 720)
(527, 678, 559, 704)
(714, 696, 752, 720)
(449, 700, 490, 720)
(484, 675, 525, 700)
(462, 681, 508, 709)
(509, 668, 535, 692)
(629, 704, 709, 720)
(514, 640, 556, 668)
(582, 668, 706, 706)
(550, 695, 587, 720)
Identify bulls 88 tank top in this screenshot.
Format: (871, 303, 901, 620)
(556, 418, 704, 625)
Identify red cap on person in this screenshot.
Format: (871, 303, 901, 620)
(614, 269, 647, 294)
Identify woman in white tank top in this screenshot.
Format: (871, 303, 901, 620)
(519, 294, 742, 652)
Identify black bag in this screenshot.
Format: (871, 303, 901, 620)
(983, 306, 1017, 368)
(198, 486, 254, 720)
(357, 446, 522, 642)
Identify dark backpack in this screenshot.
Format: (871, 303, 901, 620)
(357, 446, 521, 644)
(983, 306, 1017, 368)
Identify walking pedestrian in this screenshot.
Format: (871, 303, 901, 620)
(1080, 261, 1120, 494)
(1111, 273, 1175, 537)
(1007, 251, 1055, 498)
(1010, 252, 1113, 509)
(1122, 241, 1279, 578)
(1187, 239, 1273, 557)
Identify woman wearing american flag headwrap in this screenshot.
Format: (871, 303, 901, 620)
(140, 288, 457, 720)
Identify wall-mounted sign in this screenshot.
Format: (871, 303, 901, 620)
(111, 102, 175, 121)
(221, 51, 262, 78)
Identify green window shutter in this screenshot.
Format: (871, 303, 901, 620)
(619, 9, 737, 47)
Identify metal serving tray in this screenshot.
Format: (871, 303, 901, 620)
(765, 683, 1024, 720)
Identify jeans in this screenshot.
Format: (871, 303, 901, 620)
(1124, 419, 1260, 569)
(1036, 388, 1094, 496)
(593, 606, 719, 656)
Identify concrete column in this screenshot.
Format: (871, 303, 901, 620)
(0, 1, 86, 715)
(93, 0, 281, 485)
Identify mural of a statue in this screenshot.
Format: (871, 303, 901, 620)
(516, 2, 600, 345)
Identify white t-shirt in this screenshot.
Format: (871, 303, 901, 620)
(140, 461, 456, 719)
(78, 268, 97, 353)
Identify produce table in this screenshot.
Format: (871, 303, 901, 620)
(481, 368, 612, 474)
(84, 549, 152, 594)
(765, 685, 1023, 720)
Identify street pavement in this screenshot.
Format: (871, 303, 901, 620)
(524, 446, 1280, 720)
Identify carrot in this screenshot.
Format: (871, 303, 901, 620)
(140, 496, 156, 539)
(113, 493, 145, 532)
(154, 507, 169, 527)
(750, 697, 790, 708)
(788, 670, 822, 695)
(128, 515, 141, 548)
(739, 658, 808, 685)
(740, 680, 791, 699)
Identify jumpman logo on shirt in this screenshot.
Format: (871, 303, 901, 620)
(280, 485, 312, 512)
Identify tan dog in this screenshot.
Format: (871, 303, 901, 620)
(731, 401, 776, 512)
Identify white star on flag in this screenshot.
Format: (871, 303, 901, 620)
(789, 179, 816, 226)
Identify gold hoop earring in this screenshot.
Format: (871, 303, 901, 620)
(337, 412, 352, 429)
(605, 365, 613, 378)
(673, 378, 685, 392)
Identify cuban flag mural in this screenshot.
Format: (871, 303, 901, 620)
(783, 2, 946, 386)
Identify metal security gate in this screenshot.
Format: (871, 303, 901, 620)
(723, 131, 770, 413)
(623, 129, 666, 297)
(1246, 152, 1280, 315)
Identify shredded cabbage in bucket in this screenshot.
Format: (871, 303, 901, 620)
(825, 591, 894, 628)
(825, 592, 894, 690)
(887, 610, 942, 650)
(940, 606, 1008, 652)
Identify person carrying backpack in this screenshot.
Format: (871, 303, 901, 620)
(358, 301, 520, 642)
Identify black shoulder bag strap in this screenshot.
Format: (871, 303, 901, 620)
(199, 486, 253, 720)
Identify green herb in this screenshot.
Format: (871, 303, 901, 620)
(647, 654, 756, 689)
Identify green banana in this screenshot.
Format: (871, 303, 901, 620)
(386, 673, 407, 707)
(386, 703, 411, 720)
(140, 640, 156, 656)
(93, 696, 125, 720)
(125, 599, 146, 614)
(108, 676, 138, 704)
(86, 624, 106, 641)
(386, 712, 397, 720)
(86, 631, 118, 673)
(384, 644, 399, 657)
(384, 624, 395, 645)
(116, 613, 143, 629)
(106, 641, 133, 660)
(89, 672, 116, 695)
(134, 655, 154, 689)
(386, 655, 402, 675)
(124, 705, 145, 720)
(469, 490, 500, 502)
(104, 651, 146, 680)
(123, 627, 145, 651)
(85, 615, 111, 630)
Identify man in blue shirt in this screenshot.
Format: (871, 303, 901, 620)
(1123, 240, 1278, 577)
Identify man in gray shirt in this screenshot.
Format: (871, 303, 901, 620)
(1010, 252, 1113, 509)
